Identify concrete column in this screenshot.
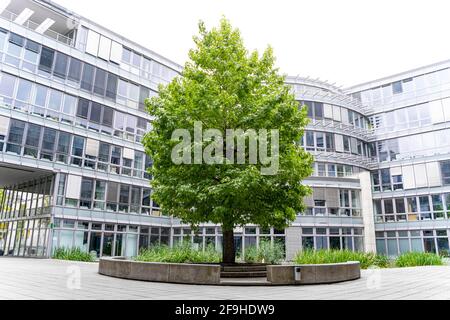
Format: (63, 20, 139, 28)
(357, 171, 376, 253)
(285, 226, 302, 261)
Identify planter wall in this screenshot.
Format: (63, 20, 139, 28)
(267, 261, 360, 285)
(99, 257, 221, 285)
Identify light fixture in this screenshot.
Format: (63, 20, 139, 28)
(0, 0, 10, 14)
(14, 8, 34, 25)
(35, 18, 54, 34)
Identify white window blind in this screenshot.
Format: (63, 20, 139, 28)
(413, 164, 427, 188)
(110, 41, 122, 63)
(402, 165, 415, 190)
(335, 134, 344, 152)
(85, 139, 99, 157)
(426, 162, 442, 187)
(85, 30, 100, 56)
(98, 36, 111, 61)
(0, 115, 10, 136)
(66, 175, 82, 199)
(123, 148, 135, 159)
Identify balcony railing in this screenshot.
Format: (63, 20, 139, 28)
(0, 9, 75, 46)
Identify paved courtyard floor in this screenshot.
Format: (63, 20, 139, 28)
(0, 257, 449, 300)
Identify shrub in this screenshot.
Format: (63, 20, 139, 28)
(243, 239, 285, 264)
(293, 249, 389, 269)
(395, 252, 443, 267)
(135, 242, 221, 263)
(53, 247, 95, 262)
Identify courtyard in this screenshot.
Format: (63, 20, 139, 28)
(0, 258, 449, 300)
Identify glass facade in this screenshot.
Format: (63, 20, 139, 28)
(2, 0, 449, 260)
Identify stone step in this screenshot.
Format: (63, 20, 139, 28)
(220, 278, 271, 286)
(220, 271, 267, 278)
(221, 265, 267, 272)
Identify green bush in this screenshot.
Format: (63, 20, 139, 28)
(244, 239, 285, 264)
(53, 247, 95, 262)
(293, 249, 389, 269)
(135, 242, 221, 263)
(395, 252, 443, 267)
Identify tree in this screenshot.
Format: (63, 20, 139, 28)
(143, 18, 313, 264)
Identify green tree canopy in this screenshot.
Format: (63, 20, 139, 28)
(143, 18, 313, 263)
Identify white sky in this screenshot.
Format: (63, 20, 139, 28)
(53, 0, 450, 87)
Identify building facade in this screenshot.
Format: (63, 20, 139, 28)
(347, 63, 450, 257)
(0, 0, 448, 259)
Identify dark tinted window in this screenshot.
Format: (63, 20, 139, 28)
(72, 136, 84, 156)
(76, 98, 90, 118)
(137, 117, 147, 129)
(25, 40, 40, 52)
(68, 58, 82, 82)
(80, 178, 94, 199)
(90, 102, 102, 123)
(93, 68, 107, 96)
(81, 63, 94, 91)
(102, 106, 113, 127)
(42, 128, 57, 151)
(8, 120, 25, 144)
(139, 87, 149, 111)
(106, 73, 117, 100)
(9, 33, 24, 46)
(25, 124, 41, 147)
(53, 52, 68, 79)
(57, 132, 71, 153)
(39, 47, 55, 73)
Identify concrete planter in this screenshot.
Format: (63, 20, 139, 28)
(267, 261, 361, 285)
(99, 257, 221, 285)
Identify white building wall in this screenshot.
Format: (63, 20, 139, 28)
(358, 171, 376, 252)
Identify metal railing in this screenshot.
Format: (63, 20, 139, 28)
(0, 9, 75, 47)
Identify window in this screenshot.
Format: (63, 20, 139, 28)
(122, 47, 132, 64)
(24, 124, 41, 157)
(68, 58, 82, 83)
(93, 68, 107, 96)
(0, 73, 16, 98)
(53, 52, 69, 79)
(395, 198, 405, 213)
(6, 120, 24, 154)
(89, 102, 102, 123)
(392, 175, 403, 190)
(56, 132, 71, 156)
(85, 30, 100, 56)
(25, 124, 41, 147)
(39, 47, 55, 73)
(71, 136, 84, 157)
(441, 161, 450, 185)
(314, 102, 323, 119)
(94, 180, 106, 210)
(392, 81, 403, 94)
(106, 73, 117, 100)
(62, 95, 77, 116)
(16, 79, 32, 103)
(34, 85, 47, 107)
(76, 98, 90, 119)
(384, 199, 394, 214)
(139, 87, 150, 111)
(380, 169, 391, 191)
(106, 182, 119, 211)
(9, 33, 24, 46)
(80, 178, 94, 208)
(102, 106, 113, 127)
(42, 128, 56, 151)
(48, 90, 63, 111)
(81, 63, 95, 91)
(98, 36, 111, 60)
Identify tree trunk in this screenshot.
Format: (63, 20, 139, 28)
(222, 229, 235, 264)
